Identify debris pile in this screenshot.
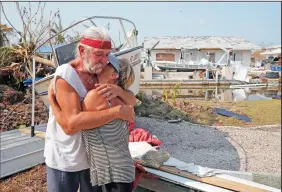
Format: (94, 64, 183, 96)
(0, 85, 49, 132)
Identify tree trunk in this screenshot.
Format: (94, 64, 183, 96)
(32, 55, 56, 68)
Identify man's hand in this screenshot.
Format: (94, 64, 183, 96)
(95, 84, 122, 100)
(115, 105, 135, 123)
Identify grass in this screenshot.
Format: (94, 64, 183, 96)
(182, 99, 281, 127)
(135, 93, 281, 127)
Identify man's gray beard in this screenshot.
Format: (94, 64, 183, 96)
(89, 63, 103, 73)
(84, 62, 103, 74)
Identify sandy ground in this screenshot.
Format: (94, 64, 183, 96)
(135, 117, 281, 174)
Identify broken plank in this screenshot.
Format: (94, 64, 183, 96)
(134, 158, 271, 192)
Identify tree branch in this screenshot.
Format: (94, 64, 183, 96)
(0, 2, 24, 39)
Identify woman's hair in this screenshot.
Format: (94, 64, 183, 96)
(118, 58, 135, 90)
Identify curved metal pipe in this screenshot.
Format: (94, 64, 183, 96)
(25, 16, 137, 66)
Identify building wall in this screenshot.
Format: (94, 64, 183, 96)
(232, 51, 243, 62)
(151, 49, 252, 66)
(265, 47, 281, 53)
(261, 47, 281, 58)
(242, 51, 251, 67)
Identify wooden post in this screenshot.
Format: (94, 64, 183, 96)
(216, 69, 219, 83)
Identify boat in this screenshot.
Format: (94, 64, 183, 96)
(270, 65, 282, 72)
(269, 56, 281, 72)
(152, 60, 215, 72)
(33, 16, 143, 108)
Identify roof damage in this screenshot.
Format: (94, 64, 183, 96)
(144, 36, 261, 50)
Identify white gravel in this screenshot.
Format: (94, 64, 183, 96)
(135, 117, 281, 174)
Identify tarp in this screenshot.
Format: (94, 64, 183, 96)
(215, 108, 251, 122)
(233, 63, 249, 82)
(23, 77, 44, 86)
(232, 89, 247, 101)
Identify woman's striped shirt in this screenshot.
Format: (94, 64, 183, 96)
(82, 118, 135, 186)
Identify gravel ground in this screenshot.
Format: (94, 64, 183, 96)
(135, 117, 281, 174)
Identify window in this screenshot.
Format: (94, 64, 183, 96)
(208, 53, 215, 63)
(156, 53, 175, 61)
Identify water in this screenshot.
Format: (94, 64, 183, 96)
(140, 86, 281, 102)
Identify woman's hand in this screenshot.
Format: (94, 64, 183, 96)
(95, 83, 122, 100)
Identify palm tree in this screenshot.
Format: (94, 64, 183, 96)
(0, 24, 13, 47)
(50, 10, 65, 44)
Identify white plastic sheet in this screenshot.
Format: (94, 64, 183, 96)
(233, 63, 249, 82)
(232, 89, 247, 101)
(129, 142, 222, 177)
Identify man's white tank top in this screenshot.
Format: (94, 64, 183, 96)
(44, 64, 89, 172)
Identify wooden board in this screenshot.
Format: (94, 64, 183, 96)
(143, 167, 232, 192)
(136, 172, 194, 192)
(156, 53, 175, 61)
(18, 128, 46, 139)
(134, 159, 271, 192)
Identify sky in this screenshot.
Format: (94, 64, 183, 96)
(1, 2, 281, 47)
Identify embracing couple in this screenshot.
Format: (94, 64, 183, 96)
(45, 26, 136, 192)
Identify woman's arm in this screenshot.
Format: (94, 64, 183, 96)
(82, 89, 126, 111)
(95, 84, 136, 106)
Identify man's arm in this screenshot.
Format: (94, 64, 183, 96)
(49, 77, 134, 135)
(48, 85, 70, 133)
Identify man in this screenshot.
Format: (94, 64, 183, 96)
(45, 26, 136, 192)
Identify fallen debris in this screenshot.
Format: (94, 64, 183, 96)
(215, 108, 252, 122)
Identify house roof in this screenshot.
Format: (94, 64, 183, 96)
(36, 44, 65, 54)
(143, 36, 261, 50)
(264, 45, 281, 49)
(261, 45, 281, 55)
(260, 49, 281, 55)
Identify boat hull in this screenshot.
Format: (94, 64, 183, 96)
(35, 46, 142, 108)
(154, 62, 210, 72)
(270, 65, 282, 72)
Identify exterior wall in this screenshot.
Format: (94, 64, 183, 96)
(199, 50, 226, 63)
(265, 47, 281, 53)
(242, 51, 251, 67)
(183, 50, 199, 61)
(151, 49, 251, 67)
(231, 50, 251, 67)
(261, 47, 281, 58)
(232, 51, 243, 62)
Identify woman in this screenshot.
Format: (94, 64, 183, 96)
(50, 57, 136, 192)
